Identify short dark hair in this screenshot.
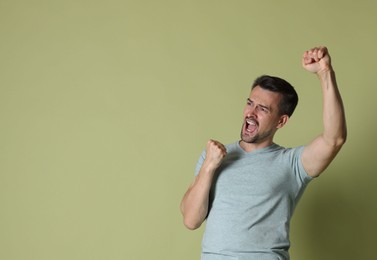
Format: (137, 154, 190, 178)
(252, 75, 298, 117)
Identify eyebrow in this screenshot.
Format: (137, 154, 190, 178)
(247, 98, 271, 111)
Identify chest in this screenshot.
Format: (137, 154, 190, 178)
(212, 154, 295, 198)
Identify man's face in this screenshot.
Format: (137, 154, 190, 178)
(240, 86, 286, 145)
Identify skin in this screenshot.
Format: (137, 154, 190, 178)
(180, 46, 347, 230)
(239, 87, 289, 152)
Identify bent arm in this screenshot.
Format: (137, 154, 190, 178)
(302, 53, 347, 177)
(180, 140, 226, 230)
(180, 164, 215, 230)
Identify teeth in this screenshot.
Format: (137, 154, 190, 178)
(246, 119, 256, 125)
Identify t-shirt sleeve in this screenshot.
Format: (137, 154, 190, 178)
(194, 150, 206, 176)
(291, 145, 313, 185)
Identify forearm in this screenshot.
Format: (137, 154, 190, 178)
(181, 139, 226, 229)
(180, 165, 216, 230)
(301, 46, 347, 177)
(318, 68, 347, 147)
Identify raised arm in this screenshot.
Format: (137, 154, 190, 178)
(180, 140, 226, 230)
(301, 46, 347, 177)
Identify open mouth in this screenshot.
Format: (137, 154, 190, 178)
(245, 118, 258, 133)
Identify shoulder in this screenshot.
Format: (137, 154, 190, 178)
(269, 144, 306, 167)
(224, 142, 240, 151)
(270, 143, 304, 155)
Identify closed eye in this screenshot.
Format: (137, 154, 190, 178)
(246, 99, 270, 114)
(259, 105, 269, 113)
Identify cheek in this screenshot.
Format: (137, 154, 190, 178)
(243, 106, 254, 117)
(242, 107, 248, 117)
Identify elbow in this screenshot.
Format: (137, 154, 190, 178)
(339, 136, 347, 147)
(180, 196, 207, 230)
(337, 130, 347, 148)
(184, 222, 201, 230)
(181, 208, 203, 230)
(180, 201, 204, 230)
(326, 129, 347, 150)
(334, 135, 347, 149)
(339, 126, 348, 146)
(342, 129, 347, 145)
(330, 137, 346, 153)
(183, 216, 202, 230)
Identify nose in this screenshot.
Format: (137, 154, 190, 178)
(244, 105, 258, 118)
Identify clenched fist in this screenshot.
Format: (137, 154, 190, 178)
(204, 139, 227, 170)
(302, 46, 332, 74)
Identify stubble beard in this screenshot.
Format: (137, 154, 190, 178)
(240, 124, 274, 144)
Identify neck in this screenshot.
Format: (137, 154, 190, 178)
(239, 139, 274, 153)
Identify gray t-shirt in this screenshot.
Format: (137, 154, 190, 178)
(195, 142, 313, 260)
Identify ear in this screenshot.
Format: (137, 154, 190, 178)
(276, 115, 289, 129)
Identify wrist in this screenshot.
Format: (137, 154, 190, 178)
(316, 66, 334, 79)
(201, 161, 219, 175)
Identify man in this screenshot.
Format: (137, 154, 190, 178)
(180, 47, 347, 260)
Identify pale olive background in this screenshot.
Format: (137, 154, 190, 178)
(1, 0, 376, 259)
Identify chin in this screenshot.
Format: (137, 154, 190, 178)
(241, 133, 257, 144)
